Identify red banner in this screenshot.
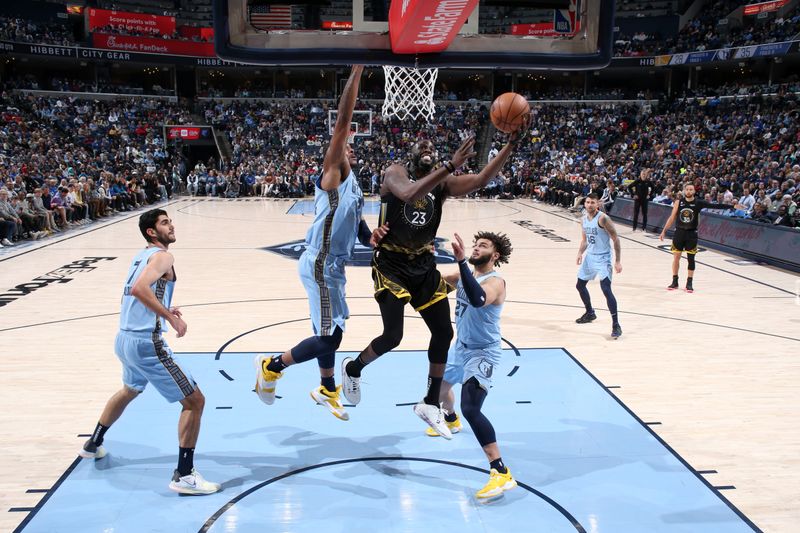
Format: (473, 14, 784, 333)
(178, 26, 215, 40)
(92, 33, 215, 57)
(88, 8, 176, 35)
(510, 19, 581, 37)
(743, 0, 789, 15)
(322, 21, 353, 30)
(167, 127, 205, 140)
(388, 0, 479, 54)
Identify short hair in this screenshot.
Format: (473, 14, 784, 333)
(139, 209, 167, 243)
(474, 231, 512, 266)
(586, 192, 599, 200)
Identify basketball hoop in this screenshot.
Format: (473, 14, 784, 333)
(381, 65, 438, 122)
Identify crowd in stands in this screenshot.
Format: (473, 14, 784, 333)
(614, 3, 800, 57)
(488, 94, 800, 228)
(0, 93, 190, 248)
(6, 77, 175, 97)
(0, 16, 76, 46)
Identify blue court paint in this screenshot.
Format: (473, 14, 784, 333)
(288, 199, 381, 216)
(18, 349, 758, 532)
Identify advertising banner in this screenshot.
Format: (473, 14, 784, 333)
(92, 33, 215, 57)
(743, 0, 789, 16)
(88, 8, 176, 35)
(610, 199, 800, 271)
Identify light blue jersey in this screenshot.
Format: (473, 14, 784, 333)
(445, 271, 504, 389)
(116, 246, 194, 403)
(299, 170, 364, 336)
(305, 170, 364, 259)
(578, 212, 613, 281)
(454, 271, 503, 348)
(120, 247, 174, 333)
(582, 212, 611, 256)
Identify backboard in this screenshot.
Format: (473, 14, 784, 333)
(213, 0, 615, 70)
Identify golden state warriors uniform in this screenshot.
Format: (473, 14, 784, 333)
(299, 170, 363, 336)
(115, 247, 195, 403)
(444, 271, 504, 389)
(373, 183, 452, 310)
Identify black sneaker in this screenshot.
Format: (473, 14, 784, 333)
(575, 311, 597, 324)
(78, 439, 107, 459)
(685, 280, 694, 293)
(667, 280, 679, 290)
(611, 324, 622, 339)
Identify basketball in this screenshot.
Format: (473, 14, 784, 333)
(490, 92, 530, 134)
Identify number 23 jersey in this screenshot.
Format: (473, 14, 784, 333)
(377, 183, 444, 256)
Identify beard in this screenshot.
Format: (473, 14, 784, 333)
(155, 232, 175, 247)
(468, 254, 491, 267)
(413, 154, 436, 175)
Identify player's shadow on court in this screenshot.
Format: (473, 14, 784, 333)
(501, 417, 686, 487)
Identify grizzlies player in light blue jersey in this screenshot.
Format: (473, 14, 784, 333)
(427, 231, 517, 499)
(255, 65, 387, 421)
(79, 209, 221, 495)
(576, 193, 623, 338)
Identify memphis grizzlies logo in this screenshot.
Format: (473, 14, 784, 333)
(265, 237, 457, 267)
(478, 358, 494, 379)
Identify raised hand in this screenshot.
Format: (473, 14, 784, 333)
(451, 232, 466, 262)
(451, 136, 477, 168)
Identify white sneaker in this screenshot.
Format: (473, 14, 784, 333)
(340, 357, 361, 405)
(168, 469, 221, 495)
(1, 238, 14, 246)
(413, 401, 453, 440)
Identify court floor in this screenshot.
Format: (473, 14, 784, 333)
(1, 198, 798, 532)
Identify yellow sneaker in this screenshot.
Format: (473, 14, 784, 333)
(254, 355, 282, 405)
(425, 414, 462, 437)
(476, 468, 517, 499)
(310, 385, 349, 421)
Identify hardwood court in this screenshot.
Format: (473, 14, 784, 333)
(0, 198, 797, 532)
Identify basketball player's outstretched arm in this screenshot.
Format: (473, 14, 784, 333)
(130, 252, 187, 337)
(600, 215, 623, 273)
(321, 65, 363, 191)
(382, 136, 476, 203)
(659, 202, 680, 241)
(444, 115, 531, 197)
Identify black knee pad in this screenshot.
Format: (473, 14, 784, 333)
(687, 254, 696, 270)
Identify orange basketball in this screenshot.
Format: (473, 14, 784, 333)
(490, 92, 530, 134)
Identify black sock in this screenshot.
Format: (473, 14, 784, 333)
(266, 355, 288, 373)
(424, 376, 443, 406)
(611, 312, 619, 327)
(672, 275, 679, 283)
(490, 458, 508, 474)
(444, 412, 457, 423)
(321, 376, 336, 393)
(177, 447, 194, 477)
(346, 355, 368, 378)
(91, 422, 109, 446)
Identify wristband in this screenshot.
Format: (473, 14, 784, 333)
(443, 161, 456, 174)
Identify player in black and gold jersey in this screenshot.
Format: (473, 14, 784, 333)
(341, 124, 528, 438)
(660, 183, 740, 292)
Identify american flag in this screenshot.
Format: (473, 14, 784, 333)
(250, 4, 292, 29)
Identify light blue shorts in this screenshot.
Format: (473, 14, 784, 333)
(443, 342, 503, 390)
(299, 250, 349, 336)
(578, 253, 613, 281)
(114, 331, 196, 403)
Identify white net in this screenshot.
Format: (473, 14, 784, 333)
(382, 65, 438, 122)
